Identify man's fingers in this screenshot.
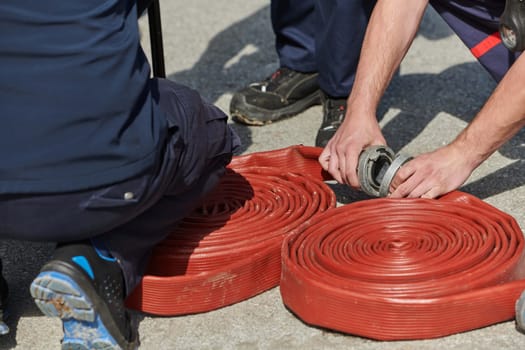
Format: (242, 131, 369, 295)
(421, 187, 440, 199)
(325, 152, 343, 184)
(319, 150, 331, 171)
(343, 152, 360, 188)
(388, 162, 416, 197)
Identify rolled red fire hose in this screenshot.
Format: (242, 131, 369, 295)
(127, 145, 525, 340)
(126, 146, 336, 315)
(280, 190, 525, 340)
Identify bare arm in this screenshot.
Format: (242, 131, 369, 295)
(319, 0, 430, 187)
(390, 52, 525, 198)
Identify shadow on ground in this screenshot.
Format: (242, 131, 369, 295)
(0, 241, 54, 349)
(166, 6, 462, 156)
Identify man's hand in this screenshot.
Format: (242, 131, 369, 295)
(389, 51, 525, 199)
(389, 144, 475, 199)
(319, 110, 386, 188)
(318, 0, 429, 190)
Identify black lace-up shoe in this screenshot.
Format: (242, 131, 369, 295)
(0, 260, 8, 335)
(315, 93, 347, 147)
(30, 241, 138, 350)
(230, 67, 321, 125)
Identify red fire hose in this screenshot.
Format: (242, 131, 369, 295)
(280, 190, 525, 340)
(127, 145, 525, 340)
(126, 146, 336, 315)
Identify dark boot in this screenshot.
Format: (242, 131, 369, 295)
(230, 67, 321, 125)
(315, 93, 347, 147)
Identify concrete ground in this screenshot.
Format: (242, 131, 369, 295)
(2, 1, 525, 349)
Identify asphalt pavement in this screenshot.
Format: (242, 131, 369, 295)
(2, 1, 525, 349)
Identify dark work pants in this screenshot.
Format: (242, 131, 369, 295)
(271, 0, 375, 98)
(272, 0, 520, 99)
(430, 0, 521, 82)
(0, 78, 240, 294)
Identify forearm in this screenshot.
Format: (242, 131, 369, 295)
(451, 53, 525, 168)
(347, 0, 429, 115)
(389, 53, 525, 199)
(319, 0, 429, 188)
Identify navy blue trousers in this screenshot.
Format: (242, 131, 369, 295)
(272, 0, 520, 101)
(430, 0, 521, 82)
(271, 0, 375, 98)
(0, 79, 240, 294)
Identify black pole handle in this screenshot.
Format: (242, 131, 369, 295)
(147, 0, 166, 78)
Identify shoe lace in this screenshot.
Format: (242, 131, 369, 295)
(259, 67, 293, 93)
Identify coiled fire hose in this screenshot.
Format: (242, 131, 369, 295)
(126, 145, 525, 340)
(126, 146, 336, 315)
(280, 190, 525, 340)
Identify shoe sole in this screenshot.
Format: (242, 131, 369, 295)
(30, 271, 124, 350)
(230, 90, 322, 126)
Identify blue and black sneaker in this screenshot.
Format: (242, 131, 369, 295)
(30, 241, 138, 350)
(0, 260, 9, 335)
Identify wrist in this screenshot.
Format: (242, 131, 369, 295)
(449, 134, 488, 170)
(346, 98, 376, 120)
